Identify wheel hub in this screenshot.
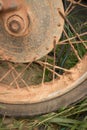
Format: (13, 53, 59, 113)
(0, 0, 64, 63)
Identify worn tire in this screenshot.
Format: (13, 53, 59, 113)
(0, 79, 87, 117)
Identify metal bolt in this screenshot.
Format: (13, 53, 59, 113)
(9, 20, 21, 33)
(7, 15, 24, 34)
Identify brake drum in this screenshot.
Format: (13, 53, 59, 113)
(0, 0, 64, 63)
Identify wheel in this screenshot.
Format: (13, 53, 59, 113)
(0, 0, 87, 116)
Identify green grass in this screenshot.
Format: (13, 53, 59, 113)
(0, 98, 87, 130)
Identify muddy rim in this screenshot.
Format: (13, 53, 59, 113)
(0, 0, 87, 104)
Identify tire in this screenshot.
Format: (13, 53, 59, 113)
(0, 79, 87, 117)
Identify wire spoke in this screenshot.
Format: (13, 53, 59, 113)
(53, 38, 56, 81)
(8, 63, 30, 90)
(42, 56, 47, 85)
(68, 0, 87, 8)
(46, 66, 61, 78)
(11, 71, 20, 89)
(0, 69, 12, 82)
(7, 63, 20, 89)
(63, 29, 82, 61)
(36, 60, 61, 78)
(58, 8, 87, 50)
(37, 61, 71, 73)
(60, 40, 87, 45)
(65, 2, 72, 14)
(65, 1, 75, 16)
(0, 63, 18, 82)
(9, 62, 32, 88)
(59, 32, 87, 44)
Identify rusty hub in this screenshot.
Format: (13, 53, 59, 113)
(5, 12, 29, 36)
(1, 0, 29, 37)
(0, 0, 64, 63)
(8, 16, 23, 33)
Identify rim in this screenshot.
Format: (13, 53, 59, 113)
(0, 0, 87, 104)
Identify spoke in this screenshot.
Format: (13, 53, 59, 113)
(36, 61, 61, 78)
(65, 2, 75, 16)
(37, 61, 71, 73)
(59, 32, 87, 44)
(66, 41, 87, 44)
(66, 20, 87, 50)
(58, 9, 87, 50)
(63, 29, 81, 61)
(42, 56, 47, 84)
(65, 1, 72, 15)
(59, 40, 87, 45)
(0, 69, 12, 82)
(69, 0, 87, 8)
(7, 63, 20, 89)
(53, 38, 56, 81)
(66, 6, 75, 16)
(77, 3, 87, 8)
(9, 62, 32, 88)
(65, 0, 83, 16)
(0, 63, 18, 82)
(11, 71, 20, 89)
(68, 0, 81, 3)
(46, 66, 61, 78)
(8, 63, 29, 90)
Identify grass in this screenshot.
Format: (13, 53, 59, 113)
(0, 98, 87, 130)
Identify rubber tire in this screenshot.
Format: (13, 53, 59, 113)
(0, 79, 87, 117)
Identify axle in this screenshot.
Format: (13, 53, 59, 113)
(0, 0, 29, 37)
